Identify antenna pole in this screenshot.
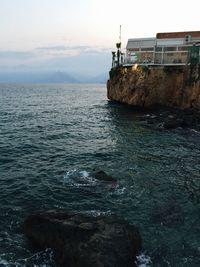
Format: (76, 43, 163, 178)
(119, 25, 121, 44)
(116, 25, 122, 67)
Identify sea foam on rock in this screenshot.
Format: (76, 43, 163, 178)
(24, 211, 142, 267)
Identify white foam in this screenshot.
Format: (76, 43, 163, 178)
(0, 249, 54, 267)
(64, 169, 77, 179)
(190, 128, 200, 135)
(84, 209, 112, 217)
(0, 258, 9, 266)
(111, 186, 126, 196)
(63, 169, 97, 187)
(79, 170, 89, 178)
(136, 253, 152, 267)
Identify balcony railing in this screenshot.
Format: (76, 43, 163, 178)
(123, 50, 193, 66)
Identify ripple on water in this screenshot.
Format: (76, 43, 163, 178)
(0, 249, 55, 267)
(63, 169, 97, 187)
(0, 84, 200, 266)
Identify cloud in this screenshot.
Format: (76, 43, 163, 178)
(36, 45, 91, 51)
(35, 45, 93, 57)
(0, 46, 111, 66)
(0, 51, 34, 60)
(35, 45, 112, 56)
(84, 47, 112, 55)
(0, 45, 112, 76)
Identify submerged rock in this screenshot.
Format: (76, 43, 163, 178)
(24, 211, 142, 267)
(139, 107, 200, 131)
(163, 118, 184, 129)
(93, 170, 117, 183)
(152, 198, 184, 226)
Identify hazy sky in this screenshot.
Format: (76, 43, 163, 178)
(0, 0, 199, 75)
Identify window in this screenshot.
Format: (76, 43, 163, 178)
(128, 48, 140, 52)
(156, 47, 162, 52)
(141, 47, 154, 51)
(167, 53, 174, 56)
(185, 35, 191, 43)
(164, 47, 177, 52)
(178, 46, 188, 51)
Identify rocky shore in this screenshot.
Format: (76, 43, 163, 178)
(24, 211, 142, 267)
(138, 106, 200, 131)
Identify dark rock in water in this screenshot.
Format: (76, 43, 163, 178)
(139, 106, 200, 131)
(152, 198, 184, 226)
(24, 211, 141, 267)
(163, 118, 184, 129)
(93, 170, 117, 182)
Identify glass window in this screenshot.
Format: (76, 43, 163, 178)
(164, 47, 177, 52)
(178, 46, 188, 51)
(141, 47, 154, 51)
(155, 47, 162, 52)
(128, 48, 140, 52)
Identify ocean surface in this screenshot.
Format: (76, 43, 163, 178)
(0, 83, 200, 267)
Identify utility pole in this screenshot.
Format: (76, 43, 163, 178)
(119, 25, 121, 44)
(116, 25, 122, 67)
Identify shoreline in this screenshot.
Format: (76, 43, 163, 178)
(108, 100, 200, 131)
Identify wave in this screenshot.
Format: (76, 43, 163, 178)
(136, 253, 152, 267)
(63, 169, 97, 187)
(0, 249, 55, 267)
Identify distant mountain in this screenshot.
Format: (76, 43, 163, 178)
(0, 49, 111, 83)
(0, 71, 79, 83)
(87, 72, 108, 83)
(41, 71, 79, 83)
(0, 70, 108, 84)
(70, 72, 108, 84)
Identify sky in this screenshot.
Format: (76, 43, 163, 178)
(0, 0, 199, 77)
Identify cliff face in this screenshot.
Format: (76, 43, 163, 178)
(107, 65, 200, 110)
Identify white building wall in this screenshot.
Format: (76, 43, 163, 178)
(126, 38, 156, 49)
(125, 34, 200, 65)
(156, 38, 184, 46)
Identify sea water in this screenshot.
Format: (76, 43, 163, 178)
(0, 83, 200, 266)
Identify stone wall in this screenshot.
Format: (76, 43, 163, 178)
(107, 64, 200, 110)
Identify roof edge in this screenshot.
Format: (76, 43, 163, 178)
(157, 31, 200, 39)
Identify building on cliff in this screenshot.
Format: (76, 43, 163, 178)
(125, 31, 200, 66)
(108, 31, 200, 110)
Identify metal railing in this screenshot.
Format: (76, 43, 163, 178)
(123, 50, 190, 65)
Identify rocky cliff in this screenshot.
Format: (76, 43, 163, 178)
(107, 64, 200, 110)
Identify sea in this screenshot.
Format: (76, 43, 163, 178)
(0, 83, 200, 267)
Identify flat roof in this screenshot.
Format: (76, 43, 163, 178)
(128, 37, 155, 41)
(126, 38, 156, 49)
(156, 31, 200, 39)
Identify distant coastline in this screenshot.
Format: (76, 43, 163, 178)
(0, 70, 108, 84)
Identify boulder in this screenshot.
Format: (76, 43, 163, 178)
(93, 170, 117, 183)
(163, 118, 184, 129)
(24, 211, 141, 267)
